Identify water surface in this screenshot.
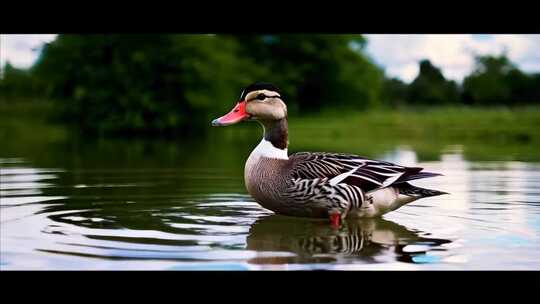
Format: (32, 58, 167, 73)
(1, 131, 539, 270)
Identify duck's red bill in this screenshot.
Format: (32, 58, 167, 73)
(212, 101, 249, 126)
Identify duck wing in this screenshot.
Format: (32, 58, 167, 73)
(289, 152, 441, 192)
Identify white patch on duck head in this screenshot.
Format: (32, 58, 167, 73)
(251, 138, 288, 160)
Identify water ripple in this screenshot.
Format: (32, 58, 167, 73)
(2, 153, 540, 270)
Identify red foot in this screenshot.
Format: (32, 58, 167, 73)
(329, 213, 341, 228)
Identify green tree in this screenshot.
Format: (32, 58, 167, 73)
(32, 34, 384, 136)
(462, 55, 514, 105)
(224, 34, 384, 112)
(33, 34, 251, 136)
(407, 60, 460, 105)
(462, 54, 540, 106)
(0, 62, 42, 99)
(381, 77, 409, 107)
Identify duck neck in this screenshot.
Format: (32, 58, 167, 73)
(253, 118, 289, 160)
(262, 118, 288, 150)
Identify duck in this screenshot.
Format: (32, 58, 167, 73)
(212, 82, 447, 226)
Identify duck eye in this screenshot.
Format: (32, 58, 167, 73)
(256, 93, 266, 100)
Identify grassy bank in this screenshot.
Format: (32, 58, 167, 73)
(216, 105, 540, 161)
(287, 106, 540, 161)
(0, 100, 68, 145)
(2, 100, 540, 162)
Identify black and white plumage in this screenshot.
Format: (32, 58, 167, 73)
(212, 82, 448, 223)
(284, 177, 365, 211)
(289, 152, 441, 192)
(280, 152, 445, 219)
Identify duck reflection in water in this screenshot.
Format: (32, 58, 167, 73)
(246, 215, 452, 265)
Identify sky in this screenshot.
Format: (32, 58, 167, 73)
(364, 34, 540, 82)
(1, 34, 539, 83)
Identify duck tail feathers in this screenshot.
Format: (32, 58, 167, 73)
(397, 182, 448, 198)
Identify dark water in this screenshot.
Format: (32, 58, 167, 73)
(1, 132, 540, 270)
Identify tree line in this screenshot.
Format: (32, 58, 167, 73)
(383, 56, 540, 107)
(0, 34, 538, 137)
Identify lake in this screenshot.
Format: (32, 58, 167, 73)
(1, 121, 540, 270)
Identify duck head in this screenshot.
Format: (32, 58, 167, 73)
(212, 82, 287, 127)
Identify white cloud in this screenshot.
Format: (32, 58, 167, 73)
(0, 34, 57, 69)
(365, 34, 540, 83)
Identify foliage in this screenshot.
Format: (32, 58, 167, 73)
(1, 35, 539, 138)
(31, 34, 254, 136)
(463, 54, 540, 105)
(0, 63, 43, 99)
(381, 77, 409, 107)
(224, 34, 384, 112)
(407, 60, 460, 105)
(15, 34, 384, 136)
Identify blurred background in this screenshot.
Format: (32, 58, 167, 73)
(2, 34, 539, 161)
(1, 35, 539, 156)
(1, 34, 540, 270)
